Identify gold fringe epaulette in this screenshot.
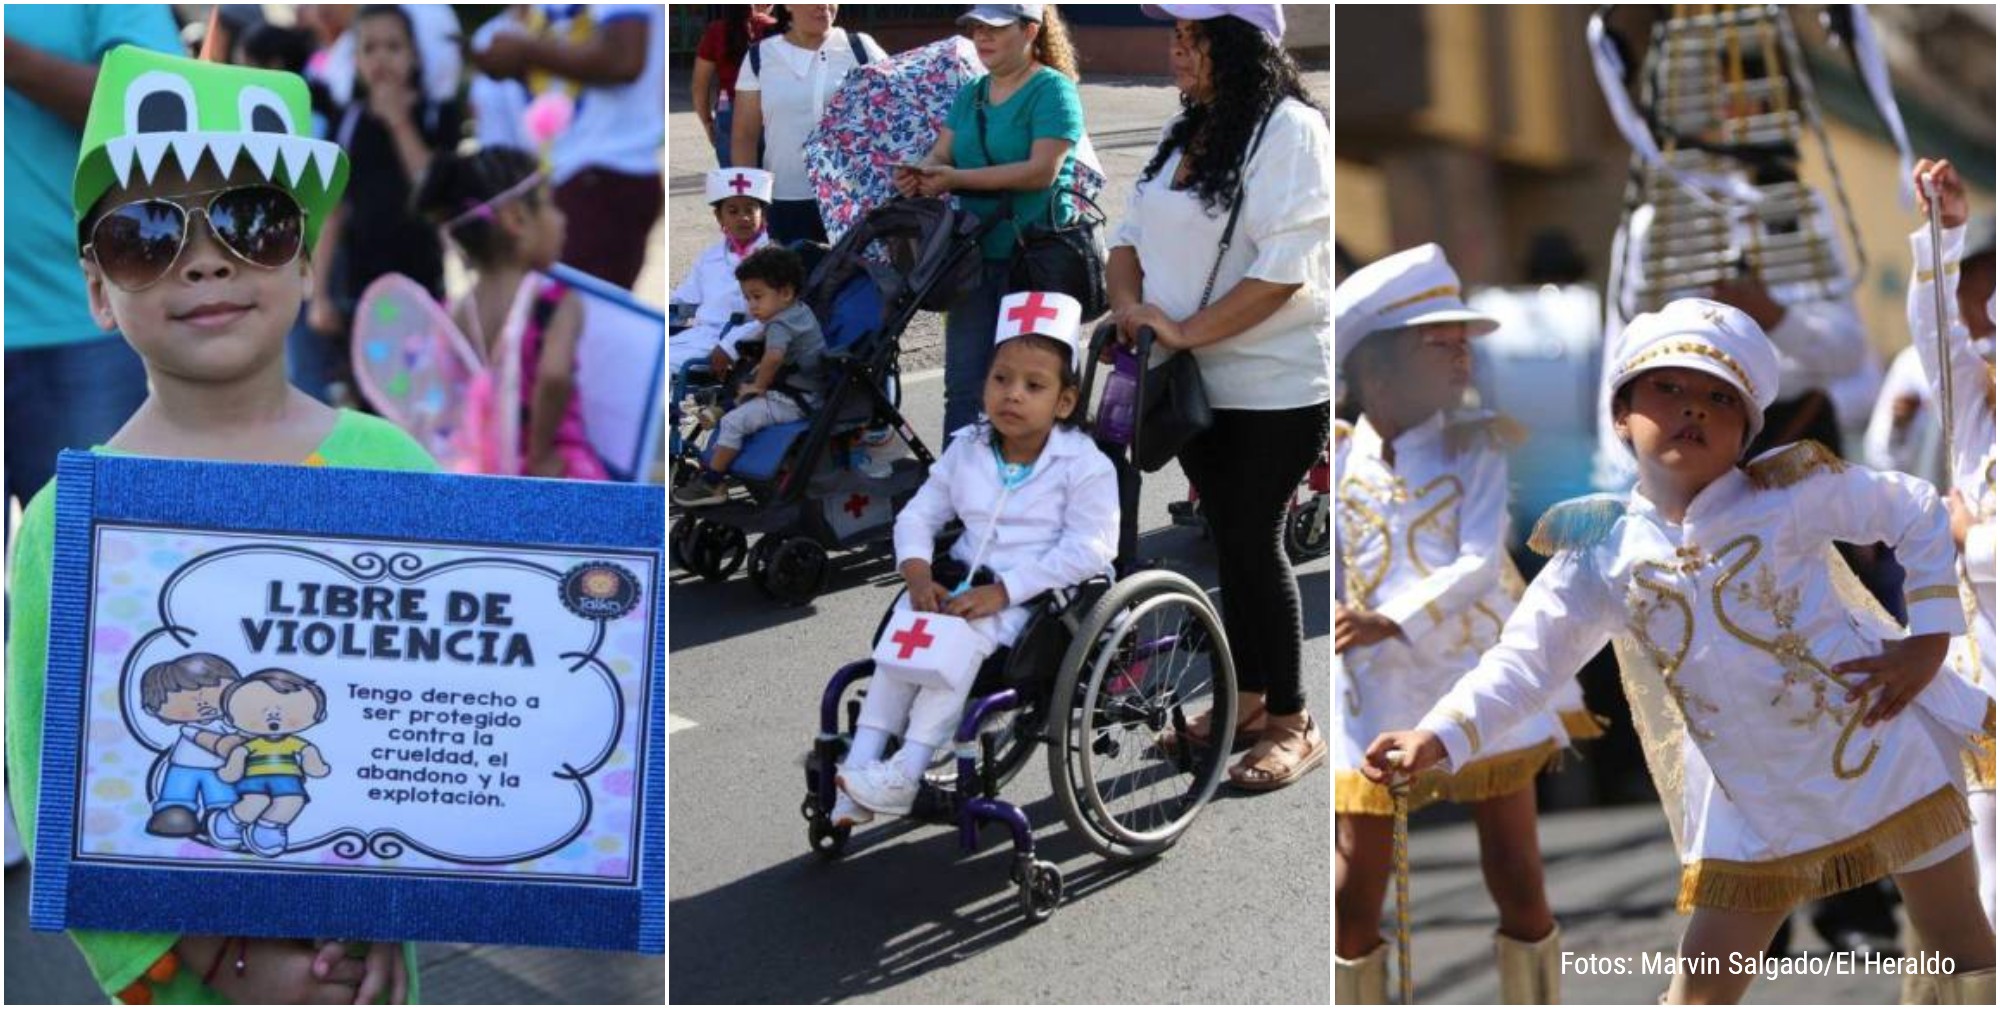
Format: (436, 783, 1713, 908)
(1560, 707, 1611, 741)
(1334, 740, 1561, 815)
(1674, 784, 1969, 913)
(1445, 412, 1529, 455)
(1527, 496, 1626, 557)
(1744, 440, 1846, 491)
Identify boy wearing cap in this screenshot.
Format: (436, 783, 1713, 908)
(1909, 158, 1998, 925)
(1332, 244, 1569, 1003)
(8, 45, 422, 1003)
(832, 291, 1117, 824)
(1365, 298, 1997, 1004)
(671, 166, 774, 373)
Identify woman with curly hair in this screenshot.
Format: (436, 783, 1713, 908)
(894, 4, 1086, 442)
(1110, 6, 1331, 790)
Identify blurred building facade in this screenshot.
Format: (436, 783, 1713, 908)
(1334, 4, 1996, 357)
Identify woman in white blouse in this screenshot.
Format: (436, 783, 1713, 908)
(1110, 5, 1332, 791)
(730, 4, 887, 244)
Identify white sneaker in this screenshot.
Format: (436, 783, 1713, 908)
(827, 792, 874, 828)
(838, 760, 919, 816)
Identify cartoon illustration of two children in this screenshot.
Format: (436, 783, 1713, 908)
(138, 653, 329, 857)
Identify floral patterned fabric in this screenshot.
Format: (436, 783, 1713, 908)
(804, 37, 1105, 243)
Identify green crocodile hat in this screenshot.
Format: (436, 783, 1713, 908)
(73, 45, 349, 252)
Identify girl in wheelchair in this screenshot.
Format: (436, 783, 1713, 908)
(833, 291, 1120, 825)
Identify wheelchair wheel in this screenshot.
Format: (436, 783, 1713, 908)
(1015, 857, 1063, 924)
(670, 516, 697, 571)
(1047, 570, 1236, 860)
(1285, 494, 1329, 563)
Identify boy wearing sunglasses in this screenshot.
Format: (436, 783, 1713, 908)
(7, 46, 426, 1004)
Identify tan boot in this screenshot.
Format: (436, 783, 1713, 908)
(1898, 937, 1937, 1005)
(1496, 925, 1562, 1004)
(1336, 940, 1391, 1005)
(1932, 967, 1995, 1005)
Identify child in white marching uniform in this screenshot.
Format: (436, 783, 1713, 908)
(834, 292, 1119, 824)
(1367, 298, 1998, 1004)
(670, 167, 773, 371)
(1333, 244, 1571, 1004)
(1908, 158, 1998, 925)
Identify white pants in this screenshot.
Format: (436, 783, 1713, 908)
(857, 594, 1026, 750)
(714, 393, 806, 452)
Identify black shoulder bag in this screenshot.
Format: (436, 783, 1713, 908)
(1131, 107, 1276, 473)
(974, 77, 1108, 318)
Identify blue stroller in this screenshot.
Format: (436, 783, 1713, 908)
(670, 199, 986, 606)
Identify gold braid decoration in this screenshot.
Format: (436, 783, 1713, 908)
(1709, 535, 1878, 780)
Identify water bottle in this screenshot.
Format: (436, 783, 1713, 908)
(1096, 346, 1138, 446)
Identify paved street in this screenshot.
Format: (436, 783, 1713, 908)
(667, 71, 1333, 1005)
(1383, 786, 1925, 1005)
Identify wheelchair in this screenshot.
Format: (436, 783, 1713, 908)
(801, 327, 1241, 925)
(803, 567, 1237, 923)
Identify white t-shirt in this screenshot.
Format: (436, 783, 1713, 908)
(734, 28, 889, 202)
(550, 4, 667, 183)
(1112, 98, 1332, 411)
(170, 720, 231, 770)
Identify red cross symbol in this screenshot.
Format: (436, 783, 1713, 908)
(729, 173, 754, 195)
(891, 618, 936, 660)
(1005, 292, 1060, 335)
(843, 493, 870, 518)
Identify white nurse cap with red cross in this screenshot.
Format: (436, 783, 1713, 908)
(994, 291, 1081, 362)
(705, 167, 773, 205)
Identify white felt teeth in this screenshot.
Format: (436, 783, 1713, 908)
(102, 132, 339, 192)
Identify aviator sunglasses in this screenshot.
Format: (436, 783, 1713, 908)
(83, 184, 306, 291)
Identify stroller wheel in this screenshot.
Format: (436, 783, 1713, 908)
(670, 515, 698, 571)
(765, 537, 830, 606)
(747, 535, 782, 597)
(1285, 495, 1329, 563)
(687, 521, 748, 582)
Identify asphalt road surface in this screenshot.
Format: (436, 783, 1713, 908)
(667, 366, 1331, 1004)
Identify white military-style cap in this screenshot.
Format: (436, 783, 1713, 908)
(1608, 297, 1781, 452)
(1333, 243, 1498, 369)
(994, 290, 1081, 362)
(706, 167, 773, 205)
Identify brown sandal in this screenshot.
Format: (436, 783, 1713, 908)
(1155, 702, 1267, 756)
(1228, 713, 1328, 792)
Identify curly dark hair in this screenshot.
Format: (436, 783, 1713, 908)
(1138, 17, 1322, 216)
(735, 245, 806, 294)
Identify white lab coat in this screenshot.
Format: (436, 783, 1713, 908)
(1416, 448, 1987, 900)
(1909, 223, 1997, 707)
(1335, 412, 1566, 781)
(668, 234, 768, 366)
(893, 423, 1119, 644)
(863, 423, 1119, 749)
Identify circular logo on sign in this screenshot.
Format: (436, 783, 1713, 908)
(560, 562, 641, 621)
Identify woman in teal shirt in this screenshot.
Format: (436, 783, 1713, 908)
(893, 3, 1084, 441)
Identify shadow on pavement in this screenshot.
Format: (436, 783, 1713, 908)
(668, 791, 1165, 1004)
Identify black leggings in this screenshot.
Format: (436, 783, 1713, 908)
(1177, 402, 1330, 718)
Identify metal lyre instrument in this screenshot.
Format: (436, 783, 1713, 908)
(1598, 5, 1866, 318)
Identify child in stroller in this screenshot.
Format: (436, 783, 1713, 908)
(833, 292, 1118, 825)
(674, 247, 829, 507)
